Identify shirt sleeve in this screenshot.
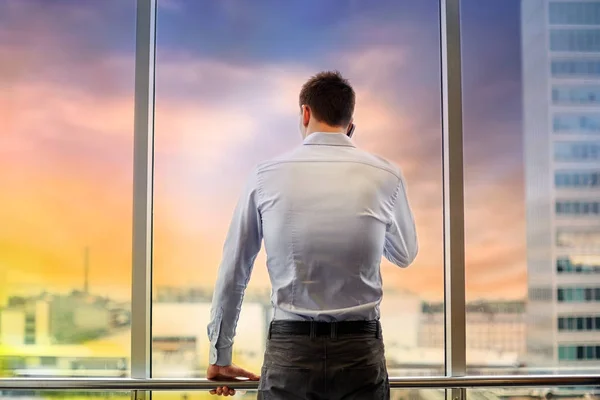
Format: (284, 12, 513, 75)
(383, 174, 418, 268)
(207, 168, 263, 366)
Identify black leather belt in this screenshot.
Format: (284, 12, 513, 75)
(268, 320, 381, 339)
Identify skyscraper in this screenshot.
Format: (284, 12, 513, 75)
(522, 0, 600, 367)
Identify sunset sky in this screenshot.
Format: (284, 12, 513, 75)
(0, 0, 525, 303)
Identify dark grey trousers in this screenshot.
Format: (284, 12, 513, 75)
(257, 333, 390, 400)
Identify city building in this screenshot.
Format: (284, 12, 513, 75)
(0, 298, 50, 347)
(0, 292, 113, 346)
(522, 0, 600, 366)
(152, 297, 267, 377)
(419, 301, 526, 358)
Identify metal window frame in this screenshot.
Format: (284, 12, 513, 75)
(130, 1, 157, 400)
(440, 2, 467, 400)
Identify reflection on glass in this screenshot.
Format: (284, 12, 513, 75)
(0, 0, 135, 377)
(463, 0, 600, 375)
(153, 0, 443, 378)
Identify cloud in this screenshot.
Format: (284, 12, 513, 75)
(150, 48, 447, 301)
(0, 3, 527, 302)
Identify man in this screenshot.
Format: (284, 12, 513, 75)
(207, 71, 418, 399)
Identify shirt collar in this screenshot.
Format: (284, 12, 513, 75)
(302, 132, 355, 147)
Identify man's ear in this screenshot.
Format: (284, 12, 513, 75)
(302, 105, 311, 127)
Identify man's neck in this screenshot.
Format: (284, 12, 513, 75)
(305, 126, 345, 136)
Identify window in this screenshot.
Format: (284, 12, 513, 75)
(559, 344, 600, 361)
(3, 0, 600, 390)
(555, 170, 600, 188)
(0, 0, 135, 376)
(550, 2, 600, 25)
(556, 200, 600, 216)
(153, 0, 444, 380)
(553, 114, 600, 133)
(558, 287, 600, 303)
(550, 29, 600, 52)
(553, 85, 600, 105)
(551, 59, 600, 77)
(555, 142, 600, 162)
(557, 256, 600, 274)
(557, 229, 600, 249)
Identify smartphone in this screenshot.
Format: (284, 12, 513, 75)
(347, 123, 355, 138)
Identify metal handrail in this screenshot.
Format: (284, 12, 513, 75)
(0, 375, 599, 390)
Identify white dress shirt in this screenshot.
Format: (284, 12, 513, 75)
(207, 132, 418, 365)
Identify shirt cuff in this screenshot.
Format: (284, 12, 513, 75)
(209, 344, 233, 366)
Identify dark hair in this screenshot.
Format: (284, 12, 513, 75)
(299, 71, 355, 127)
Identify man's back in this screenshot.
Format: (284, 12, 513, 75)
(207, 71, 417, 400)
(257, 132, 418, 321)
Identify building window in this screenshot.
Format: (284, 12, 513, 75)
(551, 59, 600, 77)
(555, 142, 600, 162)
(556, 200, 600, 215)
(24, 312, 36, 345)
(553, 86, 600, 105)
(550, 2, 600, 25)
(558, 287, 600, 302)
(557, 229, 600, 249)
(559, 344, 600, 361)
(550, 29, 600, 52)
(555, 170, 600, 188)
(553, 114, 600, 133)
(556, 257, 600, 274)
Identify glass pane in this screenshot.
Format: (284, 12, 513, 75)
(0, 0, 135, 377)
(463, 0, 600, 374)
(153, 0, 443, 379)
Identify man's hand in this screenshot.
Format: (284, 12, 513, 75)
(207, 364, 260, 397)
